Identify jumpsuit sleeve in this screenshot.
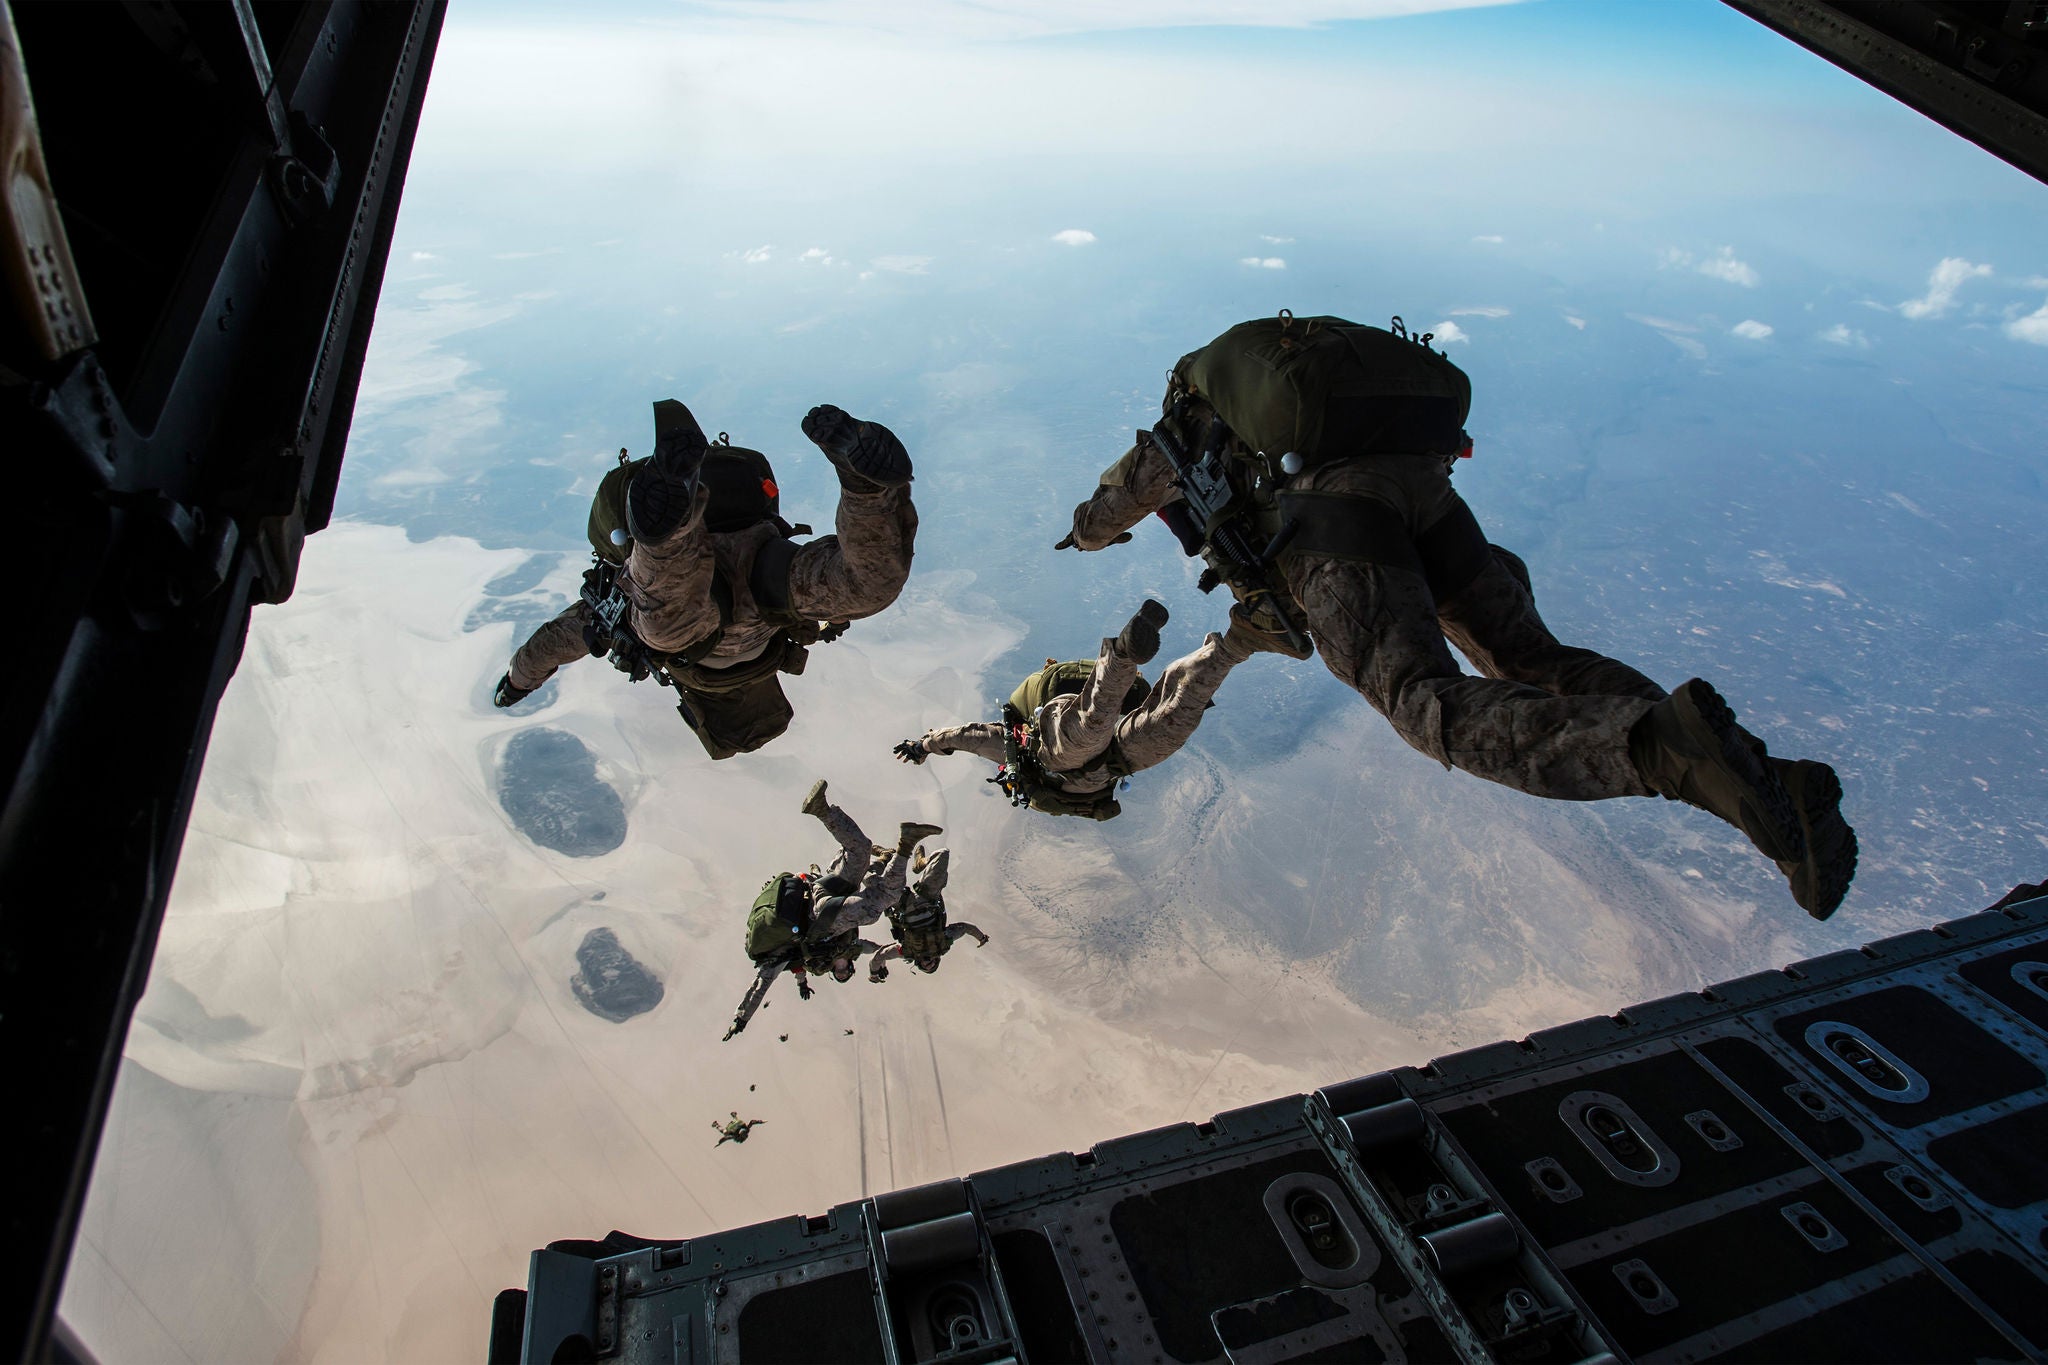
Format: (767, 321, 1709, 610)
(1067, 437, 1183, 551)
(921, 722, 1008, 764)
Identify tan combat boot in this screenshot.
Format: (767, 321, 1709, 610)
(800, 779, 829, 819)
(897, 822, 943, 857)
(1770, 758, 1858, 921)
(1629, 680, 1805, 866)
(1116, 600, 1170, 665)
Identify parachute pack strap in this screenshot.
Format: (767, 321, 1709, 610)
(1272, 491, 1423, 576)
(1414, 499, 1492, 603)
(748, 535, 801, 617)
(1275, 490, 1494, 603)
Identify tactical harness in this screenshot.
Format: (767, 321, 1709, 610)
(1154, 312, 1495, 622)
(887, 892, 952, 964)
(580, 438, 849, 760)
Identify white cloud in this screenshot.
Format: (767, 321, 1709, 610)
(1260, 234, 1294, 244)
(799, 246, 834, 263)
(1239, 256, 1287, 270)
(1472, 234, 1504, 245)
(1449, 306, 1509, 318)
(1429, 321, 1469, 344)
(1697, 246, 1758, 287)
(409, 251, 437, 262)
(740, 245, 774, 264)
(1900, 257, 1992, 319)
(1819, 323, 1871, 348)
(1563, 314, 1586, 330)
(1731, 319, 1773, 340)
(2025, 276, 2048, 290)
(491, 248, 563, 261)
(1627, 313, 1699, 334)
(1659, 245, 1758, 287)
(2005, 299, 2048, 346)
(1051, 228, 1097, 246)
(872, 254, 932, 274)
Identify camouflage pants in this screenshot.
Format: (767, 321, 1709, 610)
(913, 847, 949, 899)
(1040, 632, 1238, 781)
(1288, 455, 1665, 800)
(810, 804, 909, 936)
(507, 480, 916, 689)
(817, 803, 877, 881)
(509, 599, 597, 692)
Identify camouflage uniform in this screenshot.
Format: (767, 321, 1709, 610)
(1069, 440, 1662, 801)
(806, 801, 912, 938)
(868, 850, 988, 978)
(506, 470, 916, 692)
(917, 628, 1249, 796)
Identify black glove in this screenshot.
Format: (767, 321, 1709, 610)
(1053, 531, 1132, 551)
(893, 739, 929, 765)
(797, 978, 814, 1001)
(868, 965, 888, 982)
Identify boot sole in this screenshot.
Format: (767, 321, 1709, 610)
(804, 406, 911, 486)
(1680, 680, 1805, 864)
(1778, 760, 1858, 921)
(626, 471, 699, 542)
(800, 780, 829, 817)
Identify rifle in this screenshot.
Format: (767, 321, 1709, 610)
(1148, 408, 1312, 655)
(580, 558, 658, 682)
(722, 961, 781, 1041)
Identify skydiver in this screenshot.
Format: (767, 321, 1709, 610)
(712, 1112, 764, 1146)
(798, 779, 942, 942)
(727, 783, 941, 1038)
(868, 848, 991, 980)
(1057, 311, 1856, 917)
(893, 599, 1262, 819)
(492, 400, 917, 759)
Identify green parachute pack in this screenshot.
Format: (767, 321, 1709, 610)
(744, 872, 812, 964)
(992, 659, 1151, 821)
(1177, 312, 1472, 468)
